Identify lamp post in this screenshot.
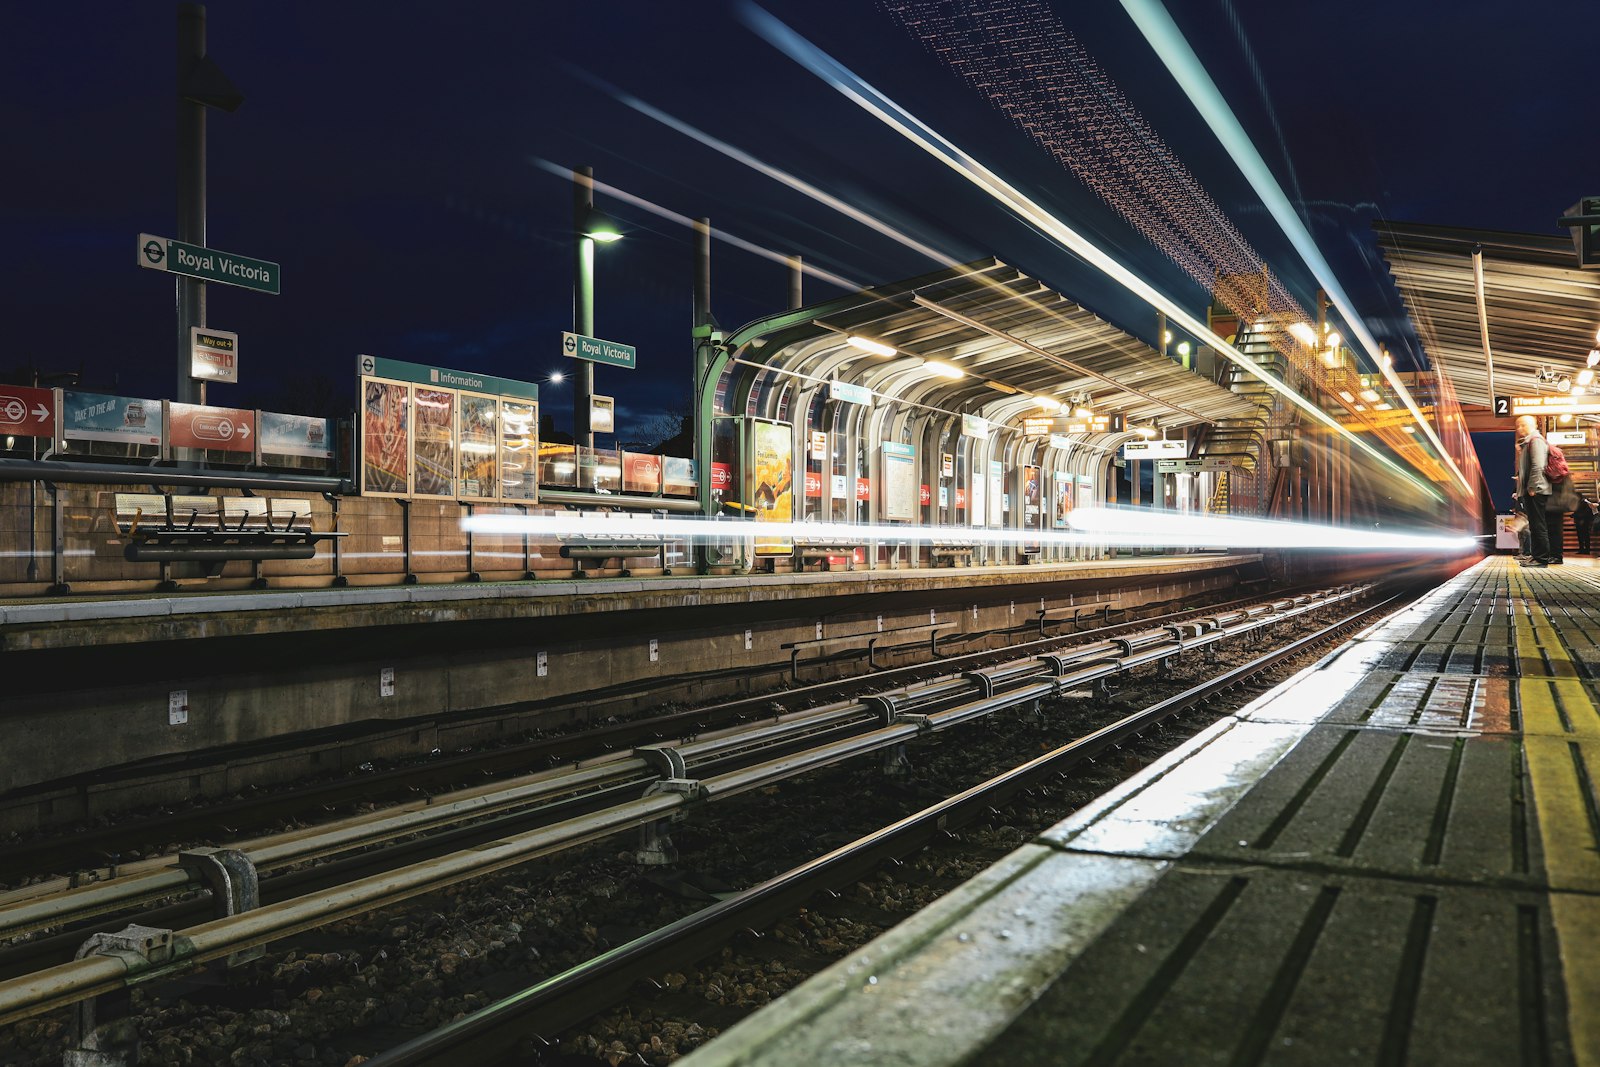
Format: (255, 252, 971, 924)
(572, 166, 622, 469)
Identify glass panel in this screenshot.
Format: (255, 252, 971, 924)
(499, 400, 539, 499)
(458, 394, 498, 499)
(411, 387, 456, 497)
(361, 380, 409, 494)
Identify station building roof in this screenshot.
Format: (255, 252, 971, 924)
(1376, 221, 1600, 408)
(722, 258, 1260, 430)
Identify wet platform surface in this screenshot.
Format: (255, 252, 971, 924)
(681, 557, 1600, 1067)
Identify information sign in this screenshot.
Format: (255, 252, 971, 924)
(829, 380, 873, 405)
(1157, 457, 1231, 473)
(561, 331, 637, 370)
(591, 395, 616, 434)
(962, 413, 990, 438)
(190, 327, 239, 383)
(1548, 430, 1588, 446)
(0, 385, 54, 437)
(138, 233, 280, 295)
(1123, 439, 1187, 460)
(1508, 395, 1600, 417)
(881, 441, 917, 521)
(357, 355, 539, 400)
(168, 402, 254, 453)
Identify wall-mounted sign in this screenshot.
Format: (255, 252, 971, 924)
(0, 385, 55, 438)
(1048, 434, 1072, 450)
(190, 327, 239, 384)
(830, 380, 873, 405)
(962, 413, 990, 438)
(940, 452, 954, 478)
(1548, 430, 1588, 446)
(1022, 416, 1054, 436)
(811, 430, 829, 460)
(1507, 395, 1600, 417)
(357, 355, 540, 399)
(1123, 439, 1187, 460)
(882, 441, 917, 521)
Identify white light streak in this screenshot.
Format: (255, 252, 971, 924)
(460, 509, 1474, 554)
(740, 4, 1443, 503)
(1120, 0, 1472, 498)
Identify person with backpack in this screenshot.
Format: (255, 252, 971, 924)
(1514, 416, 1554, 567)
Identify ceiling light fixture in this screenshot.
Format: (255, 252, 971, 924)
(922, 359, 965, 379)
(846, 335, 896, 357)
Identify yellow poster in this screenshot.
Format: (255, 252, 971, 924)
(752, 419, 794, 555)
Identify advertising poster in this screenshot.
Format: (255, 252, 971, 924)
(1023, 465, 1041, 525)
(987, 460, 1004, 527)
(881, 442, 917, 521)
(498, 400, 538, 499)
(537, 442, 577, 489)
(61, 391, 162, 446)
(168, 402, 255, 454)
(1053, 471, 1073, 529)
(457, 394, 498, 499)
(361, 380, 410, 495)
(1078, 473, 1095, 509)
(969, 460, 985, 526)
(662, 456, 696, 497)
(259, 411, 334, 460)
(411, 387, 456, 497)
(623, 452, 662, 494)
(751, 419, 794, 554)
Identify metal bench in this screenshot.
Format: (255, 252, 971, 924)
(556, 535, 669, 578)
(793, 539, 863, 572)
(781, 622, 952, 680)
(929, 541, 976, 568)
(114, 492, 343, 589)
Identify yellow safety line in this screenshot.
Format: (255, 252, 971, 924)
(1510, 561, 1600, 1061)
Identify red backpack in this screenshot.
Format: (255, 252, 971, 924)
(1547, 442, 1570, 481)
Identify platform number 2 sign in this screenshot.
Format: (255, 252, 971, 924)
(1494, 396, 1511, 418)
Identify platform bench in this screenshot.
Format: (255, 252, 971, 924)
(930, 541, 976, 568)
(113, 492, 343, 589)
(793, 540, 863, 572)
(556, 535, 668, 577)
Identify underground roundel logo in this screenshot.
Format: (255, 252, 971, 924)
(1, 398, 23, 422)
(564, 334, 577, 354)
(143, 239, 165, 265)
(360, 355, 376, 375)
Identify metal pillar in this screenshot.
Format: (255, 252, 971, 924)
(176, 5, 207, 407)
(693, 218, 716, 571)
(572, 166, 597, 458)
(787, 254, 803, 310)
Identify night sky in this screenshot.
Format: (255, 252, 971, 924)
(5, 1, 1590, 493)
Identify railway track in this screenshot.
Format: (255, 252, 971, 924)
(364, 588, 1408, 1066)
(0, 580, 1380, 1048)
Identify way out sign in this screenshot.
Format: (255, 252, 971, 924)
(191, 327, 239, 383)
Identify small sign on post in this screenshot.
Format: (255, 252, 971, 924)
(561, 331, 636, 370)
(190, 327, 239, 384)
(138, 233, 281, 295)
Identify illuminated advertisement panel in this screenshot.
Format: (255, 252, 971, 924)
(457, 393, 498, 500)
(1053, 470, 1073, 529)
(411, 387, 456, 497)
(881, 442, 917, 521)
(751, 419, 794, 555)
(360, 380, 410, 496)
(499, 400, 538, 500)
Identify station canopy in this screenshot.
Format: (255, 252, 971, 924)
(1377, 221, 1600, 408)
(728, 258, 1259, 429)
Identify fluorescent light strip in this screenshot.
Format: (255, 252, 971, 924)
(1120, 0, 1472, 498)
(740, 5, 1443, 504)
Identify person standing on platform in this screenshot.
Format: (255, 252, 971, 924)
(1576, 494, 1594, 555)
(1514, 416, 1553, 567)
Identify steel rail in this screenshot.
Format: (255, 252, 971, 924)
(0, 582, 1376, 1028)
(361, 591, 1410, 1066)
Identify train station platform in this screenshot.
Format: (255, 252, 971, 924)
(680, 555, 1600, 1066)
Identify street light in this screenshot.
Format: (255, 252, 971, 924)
(573, 165, 623, 466)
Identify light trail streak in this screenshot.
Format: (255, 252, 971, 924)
(459, 509, 1476, 553)
(738, 4, 1446, 505)
(529, 157, 864, 292)
(1119, 0, 1473, 499)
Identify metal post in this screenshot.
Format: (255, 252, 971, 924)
(693, 217, 716, 571)
(573, 166, 596, 459)
(787, 254, 803, 310)
(176, 4, 207, 407)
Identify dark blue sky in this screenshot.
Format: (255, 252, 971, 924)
(3, 0, 1589, 474)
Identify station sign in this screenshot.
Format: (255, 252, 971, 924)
(0, 385, 55, 437)
(1022, 416, 1054, 436)
(561, 331, 636, 370)
(1505, 395, 1600, 417)
(1548, 430, 1588, 446)
(961, 413, 990, 438)
(1123, 439, 1187, 460)
(591, 394, 616, 434)
(1048, 434, 1072, 450)
(356, 355, 540, 399)
(138, 233, 281, 295)
(168, 402, 254, 453)
(190, 327, 239, 383)
(1157, 457, 1232, 473)
(829, 380, 873, 405)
